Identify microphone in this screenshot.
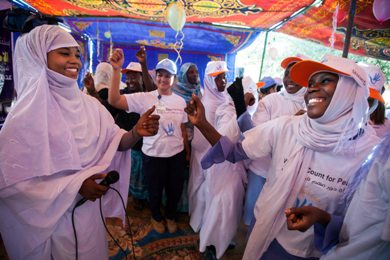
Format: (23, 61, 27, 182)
(74, 171, 120, 208)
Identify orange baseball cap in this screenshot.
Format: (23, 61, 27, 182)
(290, 54, 367, 88)
(281, 57, 302, 69)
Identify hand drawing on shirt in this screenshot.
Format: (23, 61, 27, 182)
(163, 122, 175, 136)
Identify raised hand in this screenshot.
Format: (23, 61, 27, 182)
(285, 206, 330, 232)
(109, 48, 124, 70)
(136, 46, 147, 64)
(185, 94, 207, 126)
(135, 106, 160, 137)
(82, 72, 96, 93)
(244, 92, 256, 107)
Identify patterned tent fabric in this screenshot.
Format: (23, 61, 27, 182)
(14, 0, 390, 60)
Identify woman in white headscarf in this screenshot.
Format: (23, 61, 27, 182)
(188, 61, 246, 259)
(185, 54, 380, 260)
(0, 25, 159, 260)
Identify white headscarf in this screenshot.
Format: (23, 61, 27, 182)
(279, 86, 306, 105)
(94, 62, 113, 92)
(0, 25, 124, 189)
(244, 74, 378, 260)
(201, 61, 229, 124)
(295, 76, 369, 153)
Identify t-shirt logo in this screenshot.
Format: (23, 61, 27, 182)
(370, 73, 381, 85)
(163, 122, 175, 136)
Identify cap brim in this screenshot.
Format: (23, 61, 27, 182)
(369, 88, 385, 104)
(281, 57, 302, 69)
(121, 69, 142, 73)
(290, 60, 350, 87)
(208, 70, 228, 77)
(156, 68, 175, 75)
(256, 82, 265, 88)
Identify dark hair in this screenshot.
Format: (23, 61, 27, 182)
(3, 9, 61, 33)
(368, 97, 386, 125)
(259, 84, 276, 95)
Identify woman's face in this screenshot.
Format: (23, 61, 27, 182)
(283, 63, 303, 94)
(215, 72, 227, 92)
(305, 72, 339, 119)
(47, 47, 81, 79)
(156, 69, 175, 92)
(125, 71, 143, 93)
(186, 65, 199, 85)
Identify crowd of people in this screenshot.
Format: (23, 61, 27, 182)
(0, 24, 389, 260)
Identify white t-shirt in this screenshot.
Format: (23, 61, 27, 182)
(322, 139, 390, 260)
(249, 92, 306, 177)
(125, 90, 187, 157)
(242, 116, 379, 258)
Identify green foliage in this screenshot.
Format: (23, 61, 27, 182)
(236, 31, 390, 84)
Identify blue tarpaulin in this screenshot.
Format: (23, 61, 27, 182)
(64, 17, 262, 83)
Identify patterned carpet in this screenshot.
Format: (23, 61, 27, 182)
(0, 196, 245, 259)
(107, 197, 202, 260)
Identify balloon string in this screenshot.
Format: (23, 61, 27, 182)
(174, 30, 185, 65)
(329, 2, 339, 49)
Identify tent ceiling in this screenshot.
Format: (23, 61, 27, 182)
(11, 0, 390, 60)
(64, 17, 262, 55)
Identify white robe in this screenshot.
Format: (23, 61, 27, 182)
(189, 101, 246, 258)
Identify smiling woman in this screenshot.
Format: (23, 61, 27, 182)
(183, 54, 380, 259)
(47, 47, 81, 79)
(305, 72, 339, 119)
(0, 24, 160, 260)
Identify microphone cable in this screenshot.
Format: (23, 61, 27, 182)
(108, 186, 137, 260)
(99, 197, 128, 260)
(71, 189, 137, 260)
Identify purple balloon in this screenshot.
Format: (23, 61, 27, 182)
(373, 0, 390, 22)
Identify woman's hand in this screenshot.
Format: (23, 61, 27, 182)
(285, 206, 330, 232)
(83, 72, 95, 91)
(109, 48, 124, 70)
(244, 92, 256, 107)
(79, 173, 109, 201)
(136, 46, 146, 64)
(135, 106, 160, 137)
(185, 94, 207, 127)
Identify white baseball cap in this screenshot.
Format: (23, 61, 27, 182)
(357, 62, 386, 103)
(155, 58, 177, 75)
(290, 54, 368, 89)
(205, 61, 228, 77)
(121, 62, 142, 73)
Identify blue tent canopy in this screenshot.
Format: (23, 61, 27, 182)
(64, 17, 262, 83)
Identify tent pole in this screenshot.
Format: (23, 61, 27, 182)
(259, 30, 269, 81)
(342, 0, 357, 58)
